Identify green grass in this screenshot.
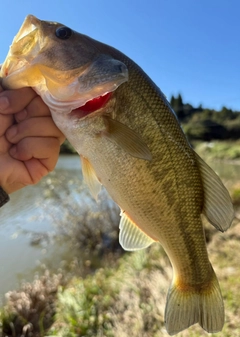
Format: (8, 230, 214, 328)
(231, 185, 240, 205)
(48, 246, 170, 337)
(194, 140, 240, 161)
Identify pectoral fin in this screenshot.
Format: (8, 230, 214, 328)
(103, 116, 152, 161)
(80, 155, 101, 201)
(119, 211, 155, 251)
(195, 152, 234, 231)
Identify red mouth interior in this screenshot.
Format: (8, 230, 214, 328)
(71, 92, 112, 118)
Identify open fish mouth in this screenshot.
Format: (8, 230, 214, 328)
(13, 15, 39, 43)
(1, 16, 41, 79)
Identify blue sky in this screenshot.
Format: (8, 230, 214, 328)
(0, 0, 240, 111)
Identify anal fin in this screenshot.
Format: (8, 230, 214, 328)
(119, 211, 155, 251)
(80, 155, 101, 201)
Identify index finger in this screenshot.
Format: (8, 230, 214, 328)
(0, 87, 37, 114)
(15, 95, 50, 122)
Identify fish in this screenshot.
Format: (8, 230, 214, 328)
(1, 14, 234, 335)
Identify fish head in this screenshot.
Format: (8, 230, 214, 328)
(1, 14, 128, 113)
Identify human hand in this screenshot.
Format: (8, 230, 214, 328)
(0, 86, 65, 194)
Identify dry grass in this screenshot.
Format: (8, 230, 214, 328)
(48, 218, 240, 337)
(2, 218, 240, 337)
(1, 271, 65, 337)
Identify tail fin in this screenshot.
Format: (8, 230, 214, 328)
(164, 268, 224, 335)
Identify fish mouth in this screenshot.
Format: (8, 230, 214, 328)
(13, 15, 39, 43)
(1, 15, 41, 79)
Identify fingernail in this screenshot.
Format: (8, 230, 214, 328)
(7, 126, 17, 139)
(9, 146, 17, 156)
(0, 96, 9, 111)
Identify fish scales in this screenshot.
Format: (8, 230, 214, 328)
(81, 57, 210, 282)
(0, 15, 234, 335)
(78, 51, 209, 280)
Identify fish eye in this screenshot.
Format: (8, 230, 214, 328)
(55, 26, 72, 40)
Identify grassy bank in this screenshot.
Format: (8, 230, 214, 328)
(49, 217, 240, 337)
(3, 219, 239, 337)
(2, 212, 240, 336)
(194, 141, 240, 161)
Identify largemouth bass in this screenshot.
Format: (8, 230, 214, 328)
(1, 15, 234, 335)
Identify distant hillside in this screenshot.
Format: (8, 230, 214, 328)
(170, 94, 240, 141)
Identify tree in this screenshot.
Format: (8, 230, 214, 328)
(170, 94, 184, 119)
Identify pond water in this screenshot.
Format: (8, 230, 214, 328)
(0, 155, 239, 300)
(0, 155, 95, 299)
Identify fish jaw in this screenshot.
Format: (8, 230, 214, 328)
(1, 15, 44, 87)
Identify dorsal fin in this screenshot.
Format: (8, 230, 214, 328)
(80, 155, 101, 201)
(194, 152, 234, 232)
(119, 211, 155, 251)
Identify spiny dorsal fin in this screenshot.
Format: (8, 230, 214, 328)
(119, 211, 155, 251)
(103, 116, 152, 161)
(80, 155, 101, 201)
(194, 152, 234, 232)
